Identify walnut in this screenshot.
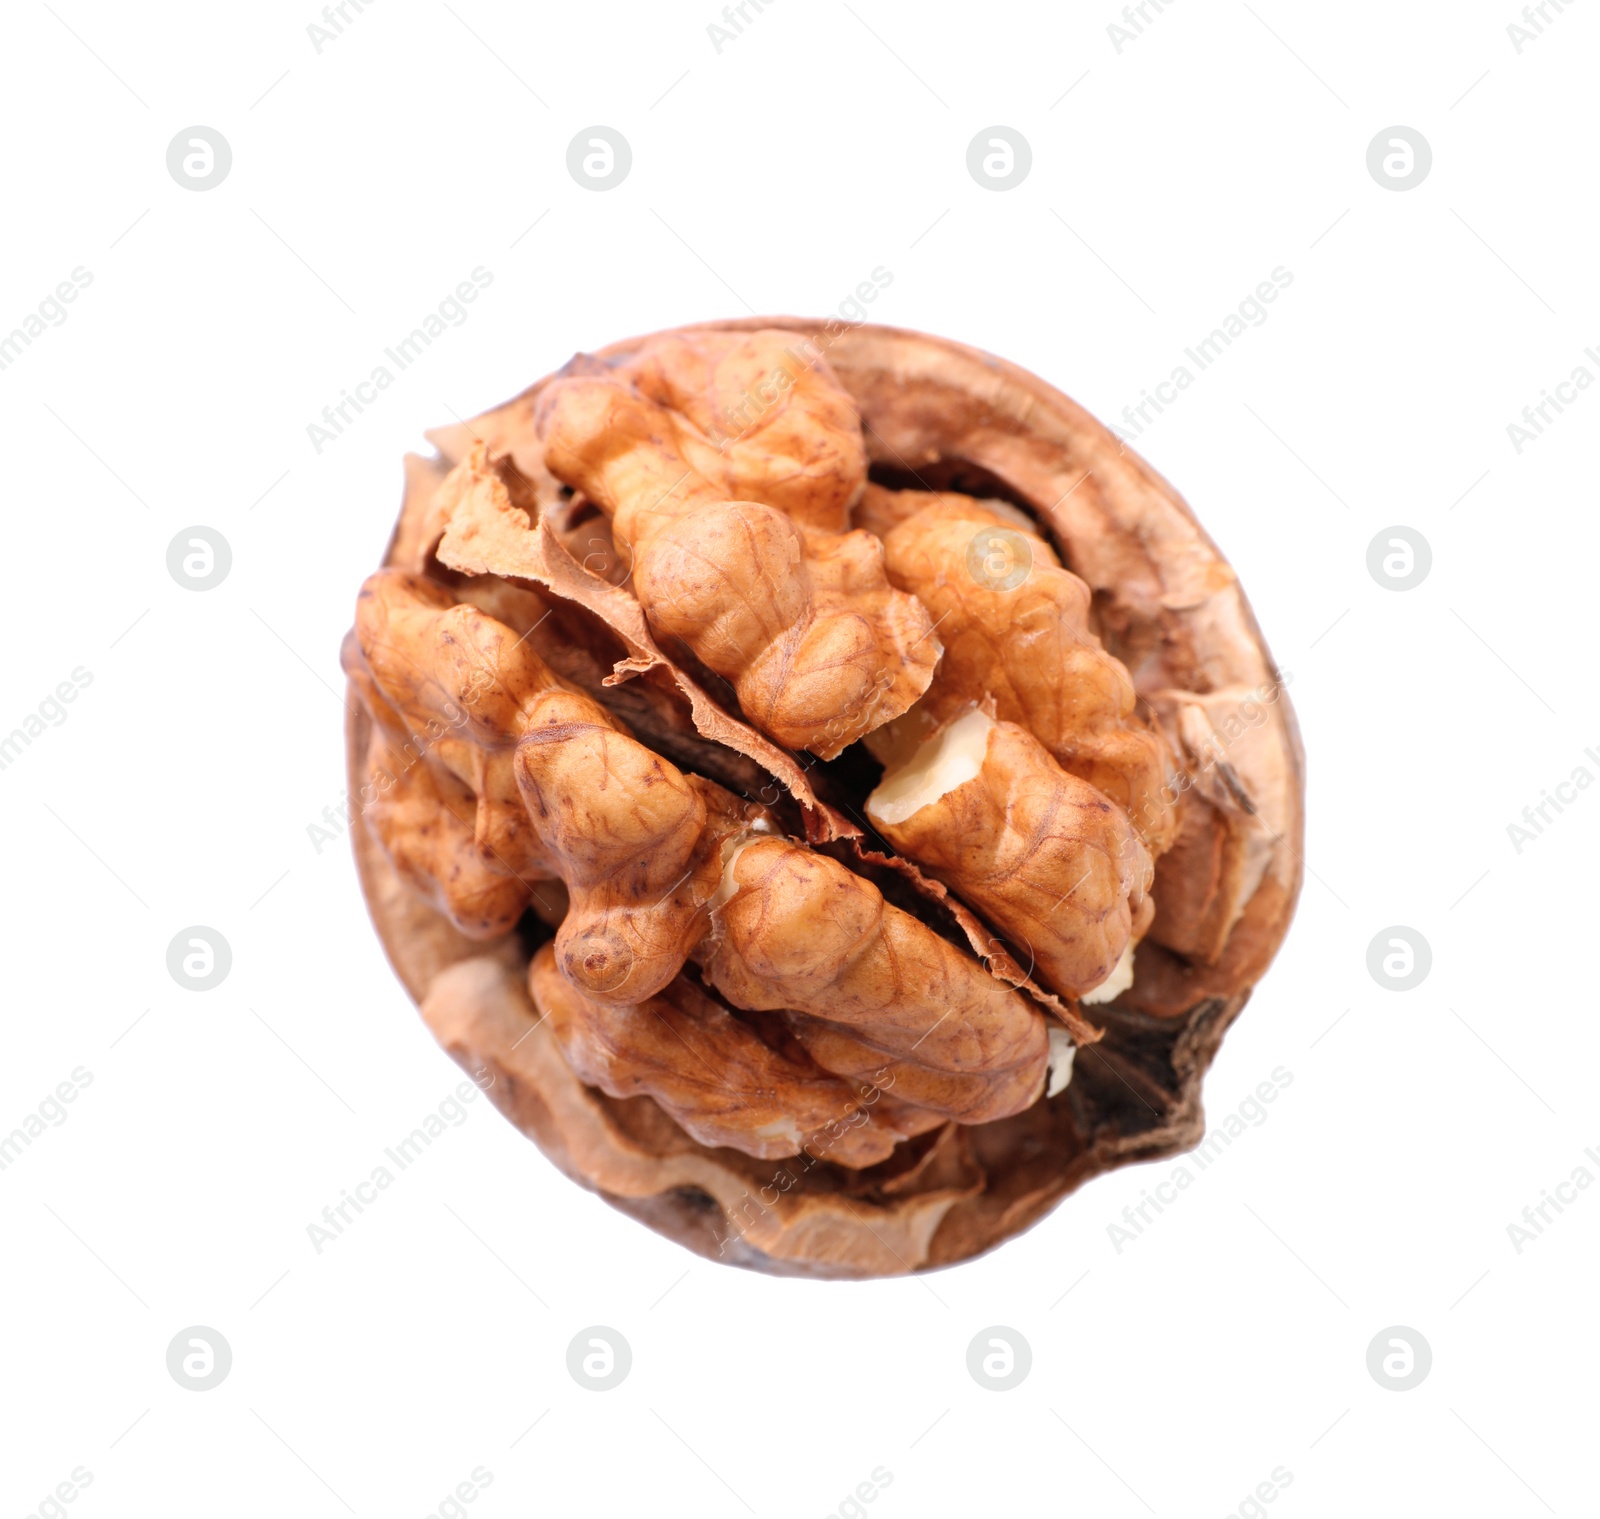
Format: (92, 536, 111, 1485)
(344, 321, 1304, 1277)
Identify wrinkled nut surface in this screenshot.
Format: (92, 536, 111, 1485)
(344, 321, 1305, 1277)
(865, 708, 1154, 1001)
(536, 331, 940, 758)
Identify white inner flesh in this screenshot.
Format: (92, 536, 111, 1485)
(865, 707, 995, 825)
(753, 1117, 802, 1143)
(972, 496, 1041, 534)
(1081, 942, 1136, 1005)
(1046, 1026, 1076, 1097)
(711, 831, 763, 909)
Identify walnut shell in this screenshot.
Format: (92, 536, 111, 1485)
(345, 319, 1305, 1278)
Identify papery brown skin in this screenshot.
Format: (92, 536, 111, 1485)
(412, 444, 1139, 1030)
(428, 442, 848, 836)
(854, 487, 1053, 550)
(350, 567, 767, 1005)
(873, 487, 1179, 855)
(342, 577, 558, 937)
(347, 473, 1152, 1152)
(512, 691, 753, 1006)
(780, 1013, 1044, 1128)
(867, 717, 1154, 1000)
(356, 725, 535, 938)
(529, 944, 933, 1168)
(350, 563, 1053, 1132)
(535, 332, 940, 758)
(704, 837, 1050, 1123)
(626, 330, 867, 528)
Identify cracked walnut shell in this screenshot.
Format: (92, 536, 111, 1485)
(342, 320, 1304, 1278)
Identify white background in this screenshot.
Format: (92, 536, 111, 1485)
(1, 2, 1595, 1515)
